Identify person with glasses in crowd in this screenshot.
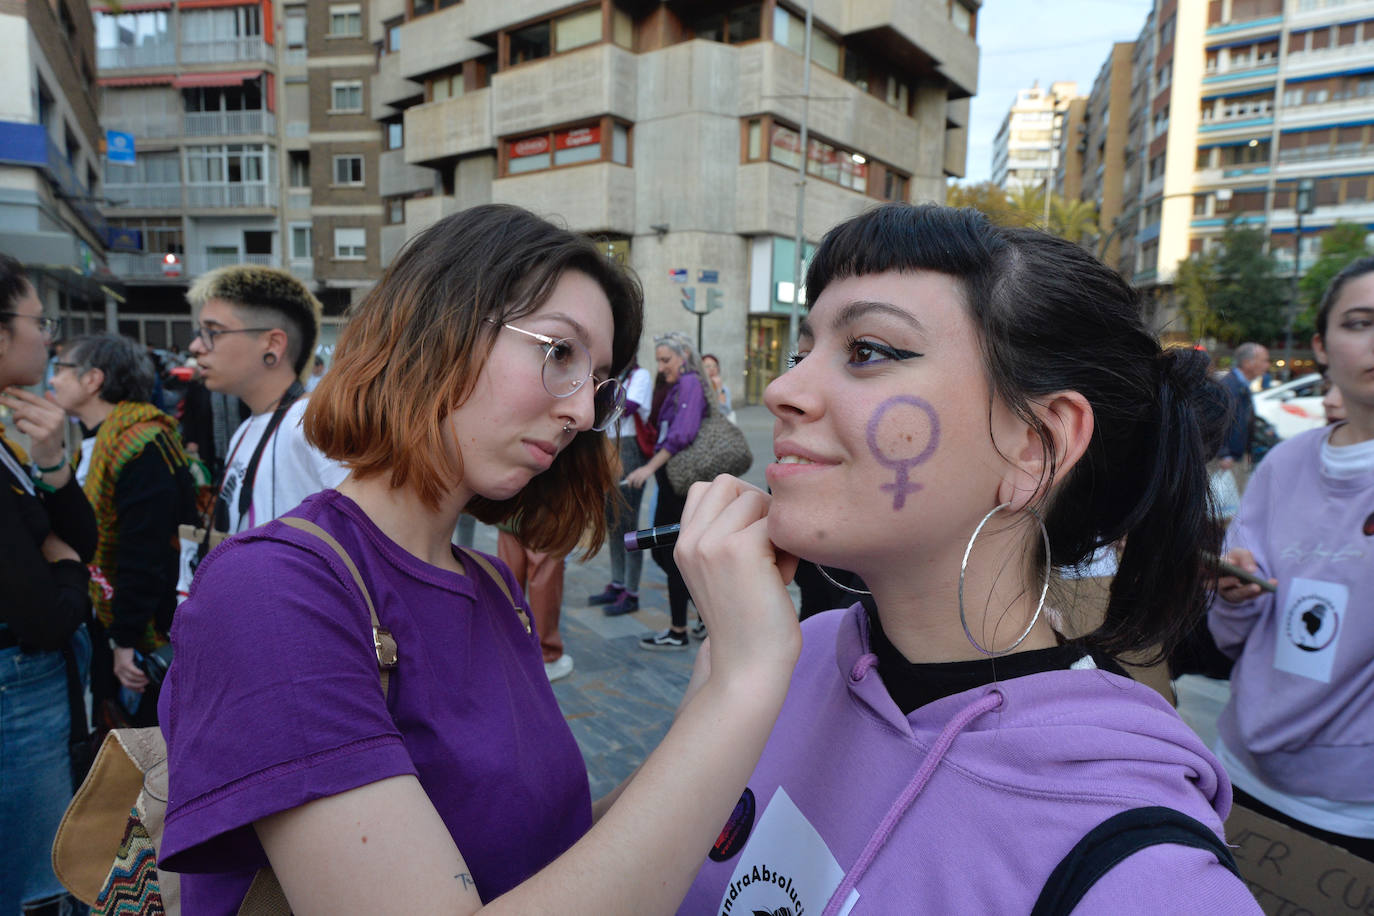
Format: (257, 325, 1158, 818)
(623, 331, 711, 650)
(48, 334, 196, 727)
(0, 253, 98, 915)
(158, 204, 804, 914)
(186, 265, 345, 536)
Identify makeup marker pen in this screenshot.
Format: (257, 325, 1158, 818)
(624, 524, 680, 551)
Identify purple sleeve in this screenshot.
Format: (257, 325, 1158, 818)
(158, 535, 416, 874)
(660, 375, 707, 455)
(1207, 452, 1277, 660)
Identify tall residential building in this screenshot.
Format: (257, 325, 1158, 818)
(0, 0, 116, 322)
(93, 0, 381, 350)
(991, 80, 1079, 193)
(1076, 0, 1374, 345)
(375, 1, 980, 403)
(1079, 41, 1134, 272)
(1052, 95, 1087, 202)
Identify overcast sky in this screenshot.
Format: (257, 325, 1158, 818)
(962, 0, 1156, 184)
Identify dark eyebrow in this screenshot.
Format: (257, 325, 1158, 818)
(798, 317, 815, 341)
(832, 300, 926, 335)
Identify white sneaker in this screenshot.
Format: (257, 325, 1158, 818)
(545, 654, 574, 682)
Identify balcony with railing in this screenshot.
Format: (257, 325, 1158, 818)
(186, 183, 279, 208)
(108, 252, 179, 279)
(187, 252, 278, 274)
(180, 37, 272, 65)
(1279, 91, 1374, 127)
(1277, 142, 1368, 167)
(1199, 97, 1274, 132)
(104, 183, 183, 209)
(183, 110, 276, 137)
(1286, 40, 1374, 75)
(98, 43, 176, 70)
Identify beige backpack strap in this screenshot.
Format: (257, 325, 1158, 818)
(279, 517, 396, 696)
(456, 545, 531, 634)
(238, 866, 291, 915)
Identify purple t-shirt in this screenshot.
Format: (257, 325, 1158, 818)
(158, 490, 592, 912)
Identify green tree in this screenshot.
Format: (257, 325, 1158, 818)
(1296, 222, 1372, 333)
(1049, 197, 1099, 246)
(1210, 220, 1286, 346)
(945, 180, 1024, 227)
(1174, 252, 1222, 343)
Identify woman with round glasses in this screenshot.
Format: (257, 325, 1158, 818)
(158, 205, 804, 914)
(0, 253, 97, 914)
(673, 205, 1258, 914)
(624, 331, 710, 649)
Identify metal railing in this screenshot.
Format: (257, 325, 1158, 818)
(180, 36, 271, 64)
(182, 110, 276, 137)
(103, 183, 183, 209)
(187, 252, 278, 273)
(185, 183, 279, 208)
(97, 43, 176, 70)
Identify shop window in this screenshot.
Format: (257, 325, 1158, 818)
(334, 227, 366, 259)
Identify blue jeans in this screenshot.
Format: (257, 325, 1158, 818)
(0, 645, 75, 912)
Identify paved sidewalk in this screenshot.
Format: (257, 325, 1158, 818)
(472, 404, 778, 799)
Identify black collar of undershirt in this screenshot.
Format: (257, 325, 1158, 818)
(861, 597, 1128, 715)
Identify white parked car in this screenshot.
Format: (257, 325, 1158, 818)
(1253, 373, 1327, 440)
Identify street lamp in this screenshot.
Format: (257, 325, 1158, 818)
(1283, 177, 1316, 376)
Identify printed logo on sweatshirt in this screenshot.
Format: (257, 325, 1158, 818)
(710, 787, 756, 862)
(1274, 578, 1348, 684)
(1363, 511, 1374, 537)
(715, 787, 859, 916)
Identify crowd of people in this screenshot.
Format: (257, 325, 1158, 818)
(0, 203, 1368, 914)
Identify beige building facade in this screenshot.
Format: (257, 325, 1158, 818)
(375, 0, 980, 402)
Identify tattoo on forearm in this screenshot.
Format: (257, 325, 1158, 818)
(456, 873, 476, 890)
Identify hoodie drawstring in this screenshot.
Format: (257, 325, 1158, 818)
(820, 689, 1005, 916)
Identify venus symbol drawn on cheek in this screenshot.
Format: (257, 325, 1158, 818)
(865, 396, 940, 511)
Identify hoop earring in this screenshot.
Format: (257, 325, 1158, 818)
(958, 502, 1051, 658)
(814, 563, 871, 596)
(263, 352, 277, 367)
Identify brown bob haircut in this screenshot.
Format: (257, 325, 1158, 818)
(305, 204, 642, 556)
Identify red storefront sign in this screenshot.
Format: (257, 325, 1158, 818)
(510, 135, 551, 158)
(556, 125, 600, 150)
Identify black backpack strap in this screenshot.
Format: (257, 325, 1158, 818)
(1031, 806, 1241, 916)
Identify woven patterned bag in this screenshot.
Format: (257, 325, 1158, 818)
(664, 377, 752, 496)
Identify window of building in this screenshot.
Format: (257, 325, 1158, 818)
(1217, 139, 1270, 167)
(743, 117, 911, 201)
(773, 7, 840, 73)
(951, 2, 974, 36)
(183, 76, 265, 113)
(289, 150, 310, 187)
(105, 150, 181, 187)
(386, 18, 402, 52)
(387, 197, 405, 223)
(883, 169, 908, 203)
(429, 68, 464, 102)
(409, 0, 458, 18)
(687, 3, 762, 43)
(290, 223, 312, 260)
(503, 118, 630, 176)
(386, 120, 403, 149)
(186, 144, 274, 184)
(507, 5, 601, 66)
(181, 6, 261, 42)
(328, 4, 362, 37)
(331, 81, 364, 112)
(333, 155, 364, 185)
(285, 8, 306, 46)
(334, 227, 366, 259)
(96, 10, 171, 51)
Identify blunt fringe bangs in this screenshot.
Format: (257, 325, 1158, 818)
(806, 204, 1227, 662)
(305, 204, 642, 557)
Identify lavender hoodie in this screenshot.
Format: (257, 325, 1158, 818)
(679, 605, 1259, 915)
(1209, 427, 1374, 803)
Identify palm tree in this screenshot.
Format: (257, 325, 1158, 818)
(1050, 197, 1099, 246)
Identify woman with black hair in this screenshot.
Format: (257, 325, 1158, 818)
(0, 253, 98, 914)
(1210, 256, 1374, 861)
(673, 204, 1259, 913)
(49, 333, 195, 725)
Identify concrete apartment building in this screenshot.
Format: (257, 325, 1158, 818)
(990, 80, 1077, 193)
(1069, 0, 1374, 343)
(93, 0, 381, 349)
(1079, 41, 1134, 272)
(374, 0, 980, 402)
(0, 0, 117, 323)
(1051, 94, 1087, 203)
